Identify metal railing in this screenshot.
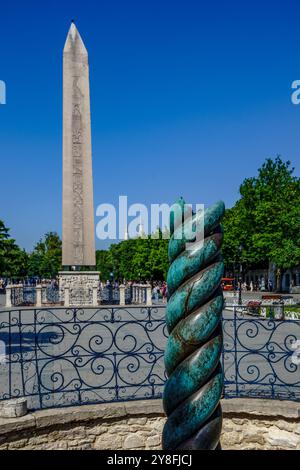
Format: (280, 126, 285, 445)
(11, 286, 36, 306)
(0, 306, 167, 410)
(42, 286, 60, 305)
(222, 310, 300, 401)
(98, 286, 121, 305)
(0, 306, 299, 411)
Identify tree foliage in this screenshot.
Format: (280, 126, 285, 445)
(96, 231, 169, 281)
(1, 157, 299, 282)
(0, 220, 28, 278)
(27, 232, 62, 278)
(222, 156, 300, 274)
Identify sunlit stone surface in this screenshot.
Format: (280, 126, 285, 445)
(62, 22, 96, 267)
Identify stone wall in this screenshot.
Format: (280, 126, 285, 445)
(0, 399, 299, 450)
(223, 416, 300, 450)
(221, 398, 300, 450)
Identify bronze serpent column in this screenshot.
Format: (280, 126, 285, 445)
(162, 199, 225, 450)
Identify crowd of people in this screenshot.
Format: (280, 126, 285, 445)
(3, 275, 292, 301)
(222, 278, 274, 292)
(151, 281, 167, 303)
(240, 279, 273, 292)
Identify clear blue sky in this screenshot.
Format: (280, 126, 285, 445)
(0, 0, 300, 251)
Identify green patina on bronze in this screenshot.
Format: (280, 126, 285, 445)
(162, 199, 225, 450)
(164, 293, 223, 375)
(168, 201, 225, 263)
(163, 333, 222, 415)
(163, 369, 223, 450)
(166, 260, 224, 332)
(167, 232, 223, 297)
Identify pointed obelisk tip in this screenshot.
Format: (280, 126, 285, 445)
(64, 20, 87, 55)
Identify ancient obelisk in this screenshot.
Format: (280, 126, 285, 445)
(59, 22, 99, 306)
(62, 21, 95, 267)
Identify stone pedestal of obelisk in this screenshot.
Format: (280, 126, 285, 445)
(59, 22, 99, 306)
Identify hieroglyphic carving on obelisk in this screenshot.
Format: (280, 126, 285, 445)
(62, 22, 96, 266)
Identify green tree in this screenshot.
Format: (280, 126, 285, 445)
(148, 230, 169, 280)
(96, 249, 114, 281)
(222, 156, 300, 289)
(28, 232, 62, 278)
(96, 230, 170, 282)
(0, 220, 28, 279)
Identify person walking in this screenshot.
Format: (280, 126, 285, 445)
(162, 281, 167, 303)
(152, 285, 159, 303)
(268, 279, 273, 292)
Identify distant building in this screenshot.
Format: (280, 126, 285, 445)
(138, 216, 145, 237)
(225, 262, 300, 293)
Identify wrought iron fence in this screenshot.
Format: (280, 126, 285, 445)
(11, 286, 36, 306)
(42, 286, 60, 305)
(0, 306, 167, 410)
(125, 286, 133, 304)
(0, 306, 299, 411)
(98, 286, 121, 304)
(222, 310, 300, 401)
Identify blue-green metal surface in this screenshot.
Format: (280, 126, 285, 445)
(162, 199, 225, 450)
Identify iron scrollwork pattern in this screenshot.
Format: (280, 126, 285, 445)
(42, 286, 60, 305)
(0, 307, 167, 410)
(0, 306, 299, 412)
(222, 312, 300, 400)
(98, 287, 121, 305)
(11, 287, 36, 306)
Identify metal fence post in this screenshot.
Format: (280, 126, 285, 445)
(233, 306, 239, 398)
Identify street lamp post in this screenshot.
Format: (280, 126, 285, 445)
(109, 271, 114, 304)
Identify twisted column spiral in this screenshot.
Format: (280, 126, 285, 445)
(162, 199, 225, 450)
